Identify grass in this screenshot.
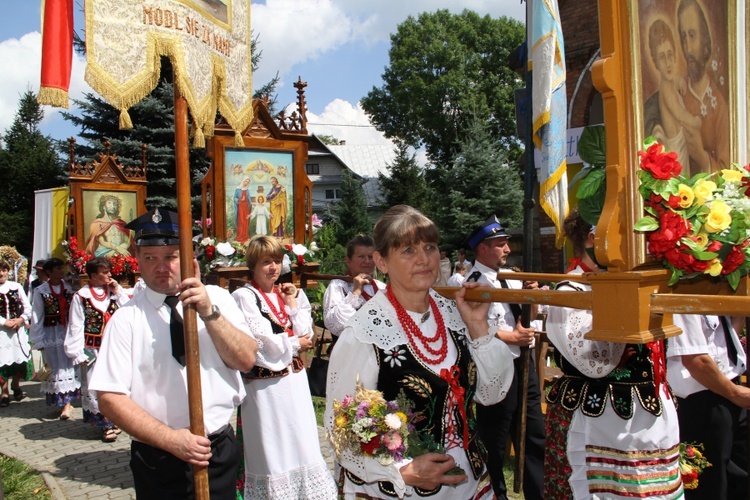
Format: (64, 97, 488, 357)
(312, 395, 326, 426)
(0, 455, 51, 500)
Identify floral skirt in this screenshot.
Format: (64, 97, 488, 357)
(0, 361, 32, 381)
(45, 388, 81, 407)
(544, 403, 574, 499)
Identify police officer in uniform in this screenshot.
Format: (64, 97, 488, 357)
(89, 208, 258, 499)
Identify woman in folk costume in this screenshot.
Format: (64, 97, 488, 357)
(232, 235, 337, 499)
(64, 258, 129, 441)
(30, 258, 80, 419)
(544, 209, 683, 499)
(0, 259, 32, 407)
(325, 205, 515, 499)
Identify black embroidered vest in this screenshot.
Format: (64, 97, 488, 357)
(345, 328, 485, 497)
(546, 342, 666, 418)
(41, 288, 73, 327)
(81, 297, 119, 348)
(0, 289, 23, 320)
(242, 289, 304, 380)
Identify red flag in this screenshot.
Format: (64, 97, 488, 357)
(38, 0, 74, 108)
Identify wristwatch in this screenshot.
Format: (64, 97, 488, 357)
(200, 304, 221, 322)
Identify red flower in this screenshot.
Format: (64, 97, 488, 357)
(360, 436, 381, 455)
(297, 254, 305, 265)
(639, 143, 682, 179)
(647, 211, 690, 258)
(722, 245, 745, 275)
(206, 246, 215, 260)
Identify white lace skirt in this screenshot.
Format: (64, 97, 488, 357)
(241, 367, 337, 499)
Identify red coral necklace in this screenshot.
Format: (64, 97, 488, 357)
(251, 280, 290, 327)
(386, 286, 447, 364)
(89, 285, 108, 301)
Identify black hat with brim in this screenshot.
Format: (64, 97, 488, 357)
(125, 208, 181, 247)
(464, 215, 510, 250)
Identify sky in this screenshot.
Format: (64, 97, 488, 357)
(0, 1, 525, 148)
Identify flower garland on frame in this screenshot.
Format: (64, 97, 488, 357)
(634, 139, 750, 289)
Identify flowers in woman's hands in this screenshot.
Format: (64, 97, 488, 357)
(634, 138, 750, 289)
(679, 442, 711, 489)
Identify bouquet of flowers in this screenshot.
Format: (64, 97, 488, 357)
(330, 382, 465, 474)
(281, 242, 318, 274)
(679, 442, 711, 489)
(194, 237, 247, 276)
(634, 138, 750, 289)
(62, 236, 92, 274)
(109, 253, 139, 279)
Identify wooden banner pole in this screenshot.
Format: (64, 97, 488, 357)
(174, 85, 209, 499)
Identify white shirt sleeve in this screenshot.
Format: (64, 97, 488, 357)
(546, 304, 625, 378)
(470, 334, 516, 404)
(323, 280, 363, 337)
(232, 287, 294, 370)
(29, 288, 46, 348)
(288, 289, 314, 338)
(667, 314, 711, 358)
(64, 293, 88, 364)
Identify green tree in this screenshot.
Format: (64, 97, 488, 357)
(331, 169, 371, 247)
(378, 143, 429, 213)
(361, 10, 524, 167)
(0, 90, 65, 256)
(434, 118, 523, 249)
(316, 134, 344, 146)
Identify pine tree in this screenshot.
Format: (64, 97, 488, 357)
(434, 118, 523, 250)
(0, 90, 65, 256)
(331, 169, 371, 247)
(378, 143, 429, 213)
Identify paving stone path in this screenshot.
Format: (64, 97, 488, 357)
(0, 380, 335, 499)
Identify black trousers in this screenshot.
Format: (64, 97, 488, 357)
(130, 425, 241, 500)
(677, 388, 747, 500)
(475, 350, 545, 500)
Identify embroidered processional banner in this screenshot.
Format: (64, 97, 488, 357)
(84, 0, 252, 147)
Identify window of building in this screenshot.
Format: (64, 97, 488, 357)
(306, 163, 320, 175)
(325, 189, 342, 200)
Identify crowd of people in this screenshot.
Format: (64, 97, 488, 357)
(0, 204, 746, 499)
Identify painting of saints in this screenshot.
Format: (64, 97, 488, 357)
(641, 0, 729, 176)
(250, 195, 271, 236)
(85, 194, 136, 257)
(266, 176, 287, 238)
(234, 176, 252, 243)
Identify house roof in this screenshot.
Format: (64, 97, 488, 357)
(326, 144, 396, 206)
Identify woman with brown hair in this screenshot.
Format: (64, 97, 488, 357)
(325, 205, 515, 499)
(232, 235, 336, 499)
(30, 258, 80, 419)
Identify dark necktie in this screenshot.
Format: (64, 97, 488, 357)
(164, 295, 185, 366)
(719, 316, 739, 366)
(499, 279, 522, 323)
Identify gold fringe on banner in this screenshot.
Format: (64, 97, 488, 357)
(119, 109, 133, 130)
(37, 87, 70, 109)
(193, 127, 205, 149)
(234, 131, 244, 147)
(84, 1, 254, 148)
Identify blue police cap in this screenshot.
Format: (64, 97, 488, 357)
(464, 215, 510, 250)
(125, 208, 180, 246)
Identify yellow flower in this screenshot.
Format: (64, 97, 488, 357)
(395, 411, 408, 423)
(706, 258, 723, 276)
(692, 179, 717, 205)
(704, 201, 732, 233)
(722, 169, 744, 183)
(677, 184, 694, 208)
(691, 232, 710, 250)
(335, 415, 348, 428)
